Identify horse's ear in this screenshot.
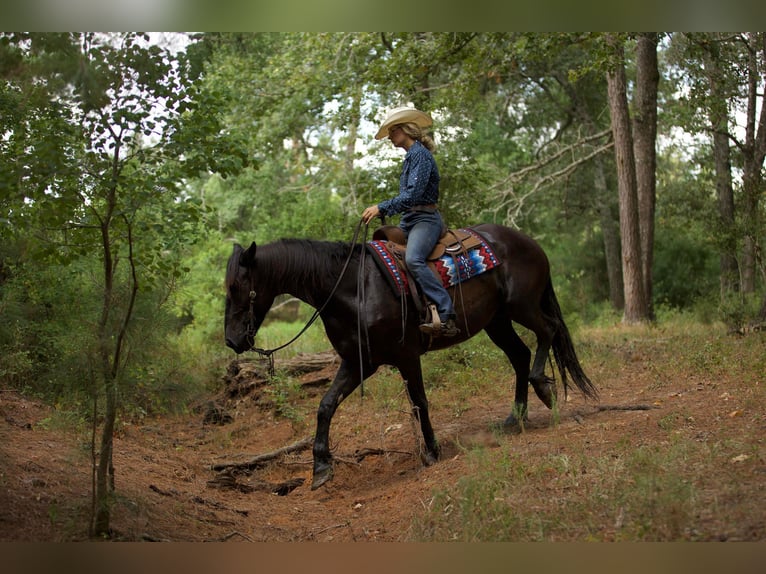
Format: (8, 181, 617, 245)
(239, 241, 257, 267)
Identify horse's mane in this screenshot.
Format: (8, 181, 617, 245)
(260, 238, 364, 293)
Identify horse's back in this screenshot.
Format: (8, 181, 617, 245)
(471, 223, 551, 296)
(473, 224, 549, 266)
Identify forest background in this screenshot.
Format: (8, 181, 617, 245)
(1, 32, 765, 537)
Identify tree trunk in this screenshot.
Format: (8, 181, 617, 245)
(595, 156, 625, 310)
(561, 69, 624, 311)
(91, 215, 116, 538)
(700, 37, 740, 296)
(633, 33, 659, 319)
(606, 35, 649, 323)
(91, 192, 140, 538)
(714, 131, 740, 295)
(739, 32, 766, 295)
(93, 369, 116, 537)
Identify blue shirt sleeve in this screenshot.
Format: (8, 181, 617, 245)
(378, 141, 440, 216)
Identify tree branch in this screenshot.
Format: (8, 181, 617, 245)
(211, 436, 314, 472)
(491, 128, 614, 224)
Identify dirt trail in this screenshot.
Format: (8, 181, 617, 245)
(1, 341, 764, 542)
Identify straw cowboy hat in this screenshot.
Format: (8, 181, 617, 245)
(375, 106, 433, 140)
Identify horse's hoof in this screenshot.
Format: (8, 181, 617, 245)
(502, 412, 527, 430)
(531, 378, 557, 409)
(503, 414, 520, 428)
(421, 451, 438, 467)
(311, 463, 333, 490)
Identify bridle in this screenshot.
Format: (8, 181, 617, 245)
(244, 219, 368, 377)
(245, 289, 258, 342)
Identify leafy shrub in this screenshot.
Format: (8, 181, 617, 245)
(653, 227, 718, 310)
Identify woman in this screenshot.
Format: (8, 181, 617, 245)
(362, 106, 458, 338)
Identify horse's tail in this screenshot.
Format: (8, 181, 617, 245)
(543, 278, 599, 401)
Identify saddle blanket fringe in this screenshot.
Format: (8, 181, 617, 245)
(367, 228, 501, 296)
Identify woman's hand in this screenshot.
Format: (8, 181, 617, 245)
(361, 205, 380, 224)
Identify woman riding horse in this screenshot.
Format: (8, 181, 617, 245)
(362, 106, 458, 338)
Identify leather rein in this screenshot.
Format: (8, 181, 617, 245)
(247, 219, 369, 377)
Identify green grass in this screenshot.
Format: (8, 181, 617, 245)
(253, 306, 334, 357)
(410, 441, 701, 541)
(407, 316, 766, 541)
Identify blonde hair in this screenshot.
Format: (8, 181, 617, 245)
(398, 122, 436, 152)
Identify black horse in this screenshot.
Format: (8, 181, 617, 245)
(224, 223, 597, 490)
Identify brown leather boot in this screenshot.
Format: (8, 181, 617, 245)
(419, 318, 459, 338)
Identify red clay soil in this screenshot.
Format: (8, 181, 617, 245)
(1, 337, 765, 542)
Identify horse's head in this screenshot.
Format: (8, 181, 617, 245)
(224, 242, 275, 354)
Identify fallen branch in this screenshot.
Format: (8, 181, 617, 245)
(211, 436, 314, 472)
(149, 484, 180, 497)
(207, 472, 305, 496)
(312, 521, 351, 537)
(192, 494, 249, 516)
(222, 352, 339, 402)
(141, 533, 171, 542)
(218, 531, 255, 542)
(150, 484, 251, 515)
(333, 447, 414, 468)
(352, 447, 414, 462)
(595, 404, 656, 412)
(573, 403, 657, 424)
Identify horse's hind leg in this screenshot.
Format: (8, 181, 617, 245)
(484, 321, 532, 427)
(398, 358, 439, 465)
(526, 316, 558, 410)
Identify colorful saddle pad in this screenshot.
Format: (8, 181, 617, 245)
(367, 228, 501, 296)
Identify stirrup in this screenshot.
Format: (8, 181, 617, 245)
(419, 318, 459, 338)
(419, 305, 459, 337)
(419, 304, 442, 334)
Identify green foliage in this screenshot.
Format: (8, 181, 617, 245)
(717, 291, 766, 331)
(543, 228, 611, 323)
(421, 332, 514, 391)
(653, 227, 718, 309)
(3, 33, 765, 473)
(265, 373, 306, 423)
(0, 34, 251, 535)
(250, 313, 333, 357)
(0, 246, 208, 417)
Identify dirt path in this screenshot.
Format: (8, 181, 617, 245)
(1, 334, 765, 542)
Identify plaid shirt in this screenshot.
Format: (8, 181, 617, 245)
(378, 140, 440, 216)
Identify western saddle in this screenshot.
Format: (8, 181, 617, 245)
(371, 225, 483, 261)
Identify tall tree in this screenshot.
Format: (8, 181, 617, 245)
(606, 34, 650, 323)
(548, 37, 624, 310)
(671, 32, 766, 317)
(698, 34, 740, 296)
(738, 32, 766, 297)
(633, 33, 660, 318)
(1, 32, 242, 537)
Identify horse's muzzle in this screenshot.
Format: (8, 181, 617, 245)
(225, 337, 252, 355)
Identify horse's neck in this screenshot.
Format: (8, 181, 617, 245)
(260, 241, 341, 308)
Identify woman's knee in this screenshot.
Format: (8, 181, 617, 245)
(405, 251, 426, 269)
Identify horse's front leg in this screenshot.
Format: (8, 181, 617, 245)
(311, 359, 361, 490)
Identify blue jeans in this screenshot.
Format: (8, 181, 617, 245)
(400, 211, 456, 322)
